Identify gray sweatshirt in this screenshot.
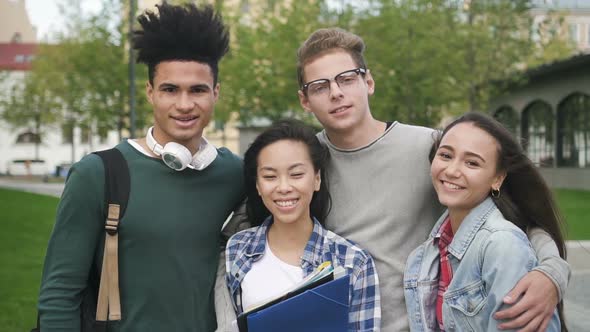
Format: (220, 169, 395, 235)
(318, 121, 570, 331)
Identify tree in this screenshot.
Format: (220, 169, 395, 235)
(354, 0, 463, 127)
(1, 72, 61, 159)
(349, 0, 573, 126)
(46, 0, 142, 139)
(216, 0, 332, 125)
(456, 0, 536, 112)
(30, 2, 125, 160)
(527, 9, 575, 67)
(2, 0, 152, 161)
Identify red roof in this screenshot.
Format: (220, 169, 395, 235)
(0, 43, 37, 71)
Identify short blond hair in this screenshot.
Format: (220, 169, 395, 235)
(296, 27, 367, 88)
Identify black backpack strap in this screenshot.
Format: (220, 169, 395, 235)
(93, 148, 130, 220)
(33, 148, 130, 331)
(92, 148, 129, 324)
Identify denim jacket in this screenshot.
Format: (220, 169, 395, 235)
(404, 198, 560, 331)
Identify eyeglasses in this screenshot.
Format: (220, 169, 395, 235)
(301, 68, 367, 97)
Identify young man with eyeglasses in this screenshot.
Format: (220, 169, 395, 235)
(296, 27, 570, 331)
(37, 4, 244, 331)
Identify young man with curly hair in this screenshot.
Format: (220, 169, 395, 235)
(37, 4, 244, 331)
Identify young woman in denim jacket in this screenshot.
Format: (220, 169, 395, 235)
(225, 120, 381, 331)
(404, 112, 566, 331)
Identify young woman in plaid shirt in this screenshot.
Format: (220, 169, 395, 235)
(225, 119, 381, 331)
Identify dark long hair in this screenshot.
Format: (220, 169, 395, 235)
(430, 112, 568, 330)
(243, 119, 332, 227)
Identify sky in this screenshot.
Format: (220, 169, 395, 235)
(25, 0, 103, 41)
(23, 0, 590, 41)
(23, 0, 365, 41)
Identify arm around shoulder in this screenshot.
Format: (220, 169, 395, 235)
(527, 227, 570, 300)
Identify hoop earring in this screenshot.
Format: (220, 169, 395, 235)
(491, 188, 500, 198)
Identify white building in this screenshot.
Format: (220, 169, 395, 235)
(0, 0, 117, 175)
(0, 0, 242, 176)
(531, 0, 590, 53)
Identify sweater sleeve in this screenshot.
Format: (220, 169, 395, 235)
(527, 227, 570, 301)
(215, 249, 238, 332)
(38, 154, 105, 331)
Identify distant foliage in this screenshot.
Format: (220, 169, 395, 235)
(216, 0, 573, 128)
(1, 0, 575, 135)
(1, 0, 151, 143)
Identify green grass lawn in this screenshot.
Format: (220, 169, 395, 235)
(554, 188, 590, 240)
(0, 187, 587, 330)
(0, 188, 57, 331)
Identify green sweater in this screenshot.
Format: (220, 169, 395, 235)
(39, 141, 245, 332)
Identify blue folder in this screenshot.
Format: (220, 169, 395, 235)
(246, 275, 350, 332)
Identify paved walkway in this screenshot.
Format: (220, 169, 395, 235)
(563, 240, 590, 331)
(1, 178, 588, 329)
(0, 178, 65, 197)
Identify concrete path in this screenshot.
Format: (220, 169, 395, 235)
(1, 177, 588, 329)
(0, 178, 65, 197)
(563, 240, 590, 331)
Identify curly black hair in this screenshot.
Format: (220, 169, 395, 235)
(133, 3, 229, 85)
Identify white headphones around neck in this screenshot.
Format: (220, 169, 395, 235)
(146, 127, 218, 171)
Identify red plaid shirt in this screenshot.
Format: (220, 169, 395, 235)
(436, 217, 454, 331)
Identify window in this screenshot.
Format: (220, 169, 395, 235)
(80, 124, 91, 144)
(568, 23, 579, 43)
(493, 106, 519, 137)
(557, 93, 590, 167)
(62, 122, 74, 144)
(14, 54, 25, 63)
(11, 32, 22, 43)
(240, 0, 250, 13)
(98, 126, 109, 144)
(531, 23, 541, 43)
(521, 101, 554, 167)
(15, 131, 41, 144)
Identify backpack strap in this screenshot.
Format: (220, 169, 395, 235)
(92, 148, 130, 323)
(94, 148, 130, 218)
(32, 148, 130, 331)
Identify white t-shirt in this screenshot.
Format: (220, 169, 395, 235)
(240, 242, 303, 312)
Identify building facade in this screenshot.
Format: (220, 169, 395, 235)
(531, 0, 590, 53)
(489, 54, 590, 190)
(0, 0, 245, 176)
(0, 0, 121, 175)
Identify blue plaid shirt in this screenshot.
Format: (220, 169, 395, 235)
(225, 217, 381, 331)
